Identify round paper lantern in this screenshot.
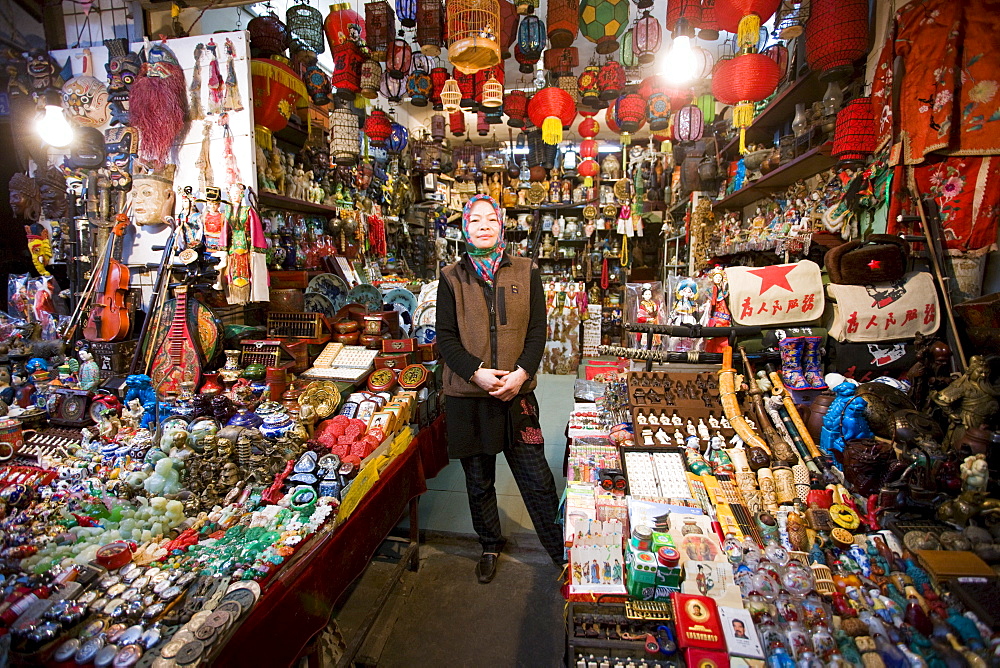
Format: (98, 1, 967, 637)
(604, 104, 620, 133)
(365, 109, 393, 145)
(360, 58, 383, 98)
(251, 57, 308, 147)
(578, 158, 599, 183)
(632, 11, 661, 65)
(618, 28, 638, 69)
(397, 0, 417, 28)
(579, 117, 599, 138)
(615, 93, 646, 133)
(527, 86, 576, 144)
(325, 3, 366, 50)
(712, 52, 780, 151)
(713, 0, 781, 38)
(440, 77, 462, 111)
(505, 89, 528, 126)
(579, 0, 630, 55)
(832, 96, 875, 164)
(407, 68, 432, 106)
(580, 138, 597, 158)
(547, 0, 579, 47)
(673, 104, 703, 141)
(498, 0, 519, 58)
(387, 121, 409, 153)
(365, 0, 395, 59)
(417, 0, 445, 56)
(386, 33, 413, 78)
(763, 43, 789, 86)
(249, 13, 290, 56)
(331, 40, 364, 100)
(597, 61, 626, 101)
(513, 44, 537, 75)
(805, 0, 868, 82)
(447, 0, 502, 74)
(449, 109, 466, 135)
(578, 64, 601, 107)
(381, 70, 407, 101)
(430, 65, 449, 109)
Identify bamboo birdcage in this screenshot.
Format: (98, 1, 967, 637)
(481, 76, 503, 107)
(446, 0, 502, 74)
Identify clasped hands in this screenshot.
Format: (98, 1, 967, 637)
(472, 366, 529, 402)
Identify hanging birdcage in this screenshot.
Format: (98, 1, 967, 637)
(447, 0, 502, 74)
(287, 4, 326, 54)
(775, 0, 810, 39)
(365, 0, 396, 59)
(481, 76, 503, 107)
(454, 137, 482, 171)
(441, 78, 462, 112)
(331, 107, 361, 165)
(417, 0, 445, 55)
(481, 134, 507, 171)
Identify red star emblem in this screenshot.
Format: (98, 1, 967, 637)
(868, 259, 882, 269)
(747, 264, 797, 295)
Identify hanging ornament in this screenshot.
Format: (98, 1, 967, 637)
(387, 121, 409, 152)
(431, 112, 446, 139)
(580, 138, 597, 158)
(331, 40, 364, 101)
(360, 58, 383, 99)
(386, 31, 413, 79)
(695, 93, 716, 123)
(396, 0, 417, 27)
(578, 63, 601, 107)
(365, 0, 395, 60)
(579, 117, 599, 138)
(365, 109, 393, 145)
(407, 67, 433, 106)
(446, 0, 502, 73)
(615, 93, 646, 133)
(454, 68, 478, 108)
(763, 43, 789, 86)
(449, 109, 466, 135)
(325, 3, 366, 50)
(641, 75, 670, 131)
(498, 0, 519, 58)
(666, 0, 700, 33)
(477, 110, 489, 136)
(618, 28, 638, 69)
(713, 0, 780, 50)
(380, 70, 407, 102)
(527, 86, 576, 144)
(481, 76, 503, 107)
(249, 55, 307, 150)
(547, 0, 579, 47)
(287, 4, 326, 54)
(331, 107, 360, 165)
(543, 47, 579, 76)
(831, 96, 875, 165)
(304, 64, 332, 105)
(504, 89, 529, 126)
(805, 0, 867, 82)
(440, 77, 462, 111)
(673, 103, 704, 141)
(597, 61, 626, 101)
(712, 53, 780, 152)
(632, 11, 661, 65)
(579, 0, 630, 55)
(248, 13, 291, 56)
(417, 0, 446, 55)
(578, 157, 599, 187)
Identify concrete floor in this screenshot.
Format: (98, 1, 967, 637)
(331, 374, 575, 667)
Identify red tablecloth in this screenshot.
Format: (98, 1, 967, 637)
(212, 415, 448, 667)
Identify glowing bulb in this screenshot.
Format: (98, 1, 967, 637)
(663, 35, 695, 86)
(36, 105, 74, 148)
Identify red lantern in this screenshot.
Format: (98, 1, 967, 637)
(578, 158, 599, 178)
(665, 87, 694, 111)
(578, 64, 601, 107)
(763, 43, 789, 86)
(579, 117, 599, 138)
(666, 0, 700, 32)
(547, 0, 579, 48)
(806, 0, 869, 81)
(597, 61, 626, 101)
(543, 47, 579, 76)
(477, 110, 489, 136)
(615, 93, 646, 133)
(365, 109, 393, 145)
(673, 104, 704, 141)
(449, 110, 466, 135)
(430, 66, 449, 109)
(712, 0, 780, 34)
(638, 75, 665, 100)
(251, 57, 308, 146)
(832, 96, 875, 164)
(604, 105, 620, 133)
(499, 0, 519, 58)
(504, 89, 529, 127)
(365, 1, 394, 58)
(580, 138, 597, 158)
(527, 86, 576, 144)
(712, 52, 780, 151)
(325, 3, 366, 50)
(454, 68, 477, 108)
(331, 40, 364, 100)
(386, 33, 413, 78)
(417, 0, 445, 56)
(696, 0, 720, 40)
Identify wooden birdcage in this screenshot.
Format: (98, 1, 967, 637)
(446, 0, 502, 74)
(480, 76, 503, 107)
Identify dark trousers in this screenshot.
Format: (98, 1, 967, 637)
(460, 439, 564, 562)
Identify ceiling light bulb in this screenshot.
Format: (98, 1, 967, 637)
(36, 105, 74, 148)
(663, 35, 695, 86)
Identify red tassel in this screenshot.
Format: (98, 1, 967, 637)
(129, 61, 188, 168)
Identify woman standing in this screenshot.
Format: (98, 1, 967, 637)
(437, 194, 564, 584)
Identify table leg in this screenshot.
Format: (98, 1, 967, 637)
(408, 497, 420, 572)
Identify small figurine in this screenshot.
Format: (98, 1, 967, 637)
(668, 278, 699, 327)
(78, 348, 100, 391)
(960, 454, 988, 492)
(932, 355, 1000, 446)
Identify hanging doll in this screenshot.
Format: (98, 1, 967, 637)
(223, 183, 252, 304)
(704, 267, 732, 353)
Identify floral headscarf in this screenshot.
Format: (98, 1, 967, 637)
(462, 194, 506, 284)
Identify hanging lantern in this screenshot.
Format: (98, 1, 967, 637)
(407, 68, 433, 106)
(498, 0, 519, 58)
(477, 110, 489, 136)
(713, 0, 780, 49)
(251, 57, 308, 148)
(578, 158, 599, 187)
(504, 89, 528, 126)
(454, 68, 478, 107)
(615, 93, 646, 133)
(557, 75, 581, 106)
(447, 0, 502, 73)
(579, 0, 630, 55)
(805, 0, 868, 82)
(380, 70, 407, 101)
(646, 91, 671, 131)
(597, 61, 626, 101)
(632, 11, 661, 65)
(440, 77, 462, 111)
(604, 105, 620, 133)
(580, 138, 597, 158)
(287, 4, 326, 54)
(304, 64, 332, 105)
(430, 66, 449, 109)
(514, 44, 538, 75)
(695, 93, 715, 123)
(666, 0, 700, 32)
(527, 86, 576, 144)
(763, 43, 789, 86)
(619, 29, 637, 69)
(325, 3, 367, 50)
(547, 0, 579, 47)
(517, 14, 545, 68)
(831, 96, 875, 164)
(697, 0, 720, 39)
(416, 0, 445, 55)
(775, 0, 809, 40)
(430, 113, 446, 139)
(365, 0, 395, 59)
(387, 121, 409, 153)
(360, 58, 383, 98)
(712, 52, 781, 152)
(396, 0, 417, 27)
(561, 144, 580, 173)
(248, 13, 291, 56)
(579, 117, 599, 137)
(331, 40, 364, 100)
(691, 45, 716, 80)
(543, 47, 579, 76)
(331, 107, 360, 164)
(674, 104, 704, 141)
(449, 109, 466, 135)
(386, 32, 413, 78)
(481, 76, 503, 107)
(365, 109, 393, 145)
(578, 63, 601, 107)
(525, 128, 544, 166)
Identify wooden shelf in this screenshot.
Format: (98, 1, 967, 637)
(719, 70, 826, 155)
(259, 192, 340, 215)
(506, 200, 598, 213)
(713, 142, 837, 212)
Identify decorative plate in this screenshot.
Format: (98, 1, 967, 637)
(347, 284, 383, 313)
(582, 204, 597, 220)
(527, 182, 547, 205)
(413, 324, 437, 344)
(304, 292, 336, 319)
(411, 300, 437, 327)
(383, 287, 417, 316)
(307, 273, 349, 312)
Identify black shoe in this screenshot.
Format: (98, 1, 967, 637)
(476, 539, 505, 584)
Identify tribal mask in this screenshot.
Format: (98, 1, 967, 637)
(61, 49, 110, 127)
(104, 38, 140, 125)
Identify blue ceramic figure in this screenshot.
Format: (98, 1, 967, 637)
(820, 381, 860, 464)
(125, 374, 156, 406)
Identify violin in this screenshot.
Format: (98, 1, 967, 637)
(83, 215, 131, 342)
